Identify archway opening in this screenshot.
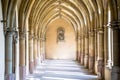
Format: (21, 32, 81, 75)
(45, 18, 76, 60)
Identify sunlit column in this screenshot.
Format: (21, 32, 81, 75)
(89, 30, 95, 73)
(97, 28, 104, 80)
(81, 34, 84, 65)
(84, 34, 89, 68)
(5, 28, 14, 80)
(19, 31, 26, 80)
(37, 38, 41, 64)
(34, 35, 38, 68)
(29, 34, 34, 74)
(77, 36, 80, 62)
(25, 31, 29, 75)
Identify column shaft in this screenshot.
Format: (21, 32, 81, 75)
(89, 32, 95, 73)
(19, 32, 26, 80)
(34, 38, 38, 67)
(29, 34, 34, 74)
(84, 37, 89, 68)
(97, 28, 104, 80)
(5, 31, 14, 80)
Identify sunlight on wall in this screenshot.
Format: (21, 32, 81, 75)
(46, 18, 76, 60)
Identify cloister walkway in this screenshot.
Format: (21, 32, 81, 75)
(26, 60, 97, 80)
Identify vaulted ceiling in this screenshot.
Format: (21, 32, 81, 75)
(2, 0, 119, 39)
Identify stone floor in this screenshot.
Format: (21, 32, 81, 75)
(26, 60, 97, 80)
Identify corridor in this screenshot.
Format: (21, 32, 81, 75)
(26, 60, 97, 80)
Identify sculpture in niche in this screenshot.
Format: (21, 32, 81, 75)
(57, 27, 65, 42)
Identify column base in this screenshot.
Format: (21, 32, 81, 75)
(29, 61, 34, 74)
(5, 74, 15, 80)
(89, 56, 95, 73)
(19, 66, 26, 80)
(111, 66, 120, 80)
(84, 54, 88, 68)
(97, 59, 104, 80)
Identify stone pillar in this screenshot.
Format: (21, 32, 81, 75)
(5, 28, 15, 80)
(34, 35, 38, 68)
(42, 40, 45, 61)
(81, 36, 85, 65)
(108, 21, 120, 80)
(14, 32, 19, 80)
(89, 30, 95, 73)
(84, 34, 89, 68)
(19, 31, 26, 80)
(25, 32, 29, 75)
(77, 36, 81, 62)
(97, 28, 104, 80)
(37, 38, 41, 64)
(29, 34, 34, 74)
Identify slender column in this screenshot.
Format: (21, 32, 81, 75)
(25, 32, 29, 75)
(79, 35, 82, 62)
(5, 28, 14, 80)
(29, 34, 34, 74)
(77, 36, 81, 62)
(81, 35, 85, 65)
(89, 30, 95, 73)
(40, 39, 43, 62)
(14, 32, 19, 80)
(34, 35, 38, 68)
(37, 38, 41, 64)
(109, 21, 120, 80)
(42, 40, 45, 61)
(19, 31, 26, 80)
(97, 28, 104, 80)
(84, 34, 89, 68)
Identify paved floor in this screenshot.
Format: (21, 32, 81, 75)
(26, 60, 97, 80)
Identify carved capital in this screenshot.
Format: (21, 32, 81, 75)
(13, 31, 18, 43)
(19, 31, 26, 40)
(89, 30, 95, 37)
(97, 27, 104, 34)
(5, 27, 17, 37)
(29, 34, 34, 40)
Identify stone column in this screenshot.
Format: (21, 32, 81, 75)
(89, 30, 95, 73)
(29, 34, 34, 74)
(77, 36, 81, 62)
(34, 35, 38, 68)
(37, 38, 41, 64)
(97, 28, 104, 80)
(42, 40, 45, 61)
(109, 21, 120, 80)
(25, 32, 29, 75)
(5, 28, 14, 80)
(19, 31, 26, 80)
(14, 31, 19, 80)
(81, 35, 85, 65)
(79, 36, 82, 62)
(84, 34, 89, 68)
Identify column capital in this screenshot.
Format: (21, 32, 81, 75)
(19, 30, 26, 40)
(29, 34, 34, 40)
(97, 27, 104, 34)
(89, 30, 95, 36)
(5, 27, 17, 36)
(107, 20, 120, 30)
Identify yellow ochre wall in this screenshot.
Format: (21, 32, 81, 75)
(45, 18, 76, 60)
